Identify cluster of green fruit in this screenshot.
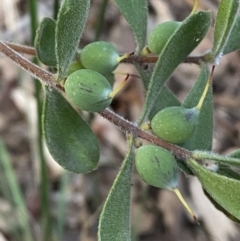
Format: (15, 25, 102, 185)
(64, 19, 182, 112)
(64, 41, 130, 112)
(135, 144, 197, 222)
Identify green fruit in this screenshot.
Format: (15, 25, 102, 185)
(148, 21, 181, 54)
(135, 145, 178, 190)
(151, 106, 199, 144)
(64, 69, 113, 112)
(80, 41, 120, 75)
(67, 60, 85, 76)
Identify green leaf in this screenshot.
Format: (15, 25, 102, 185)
(192, 151, 240, 168)
(223, 15, 240, 55)
(139, 11, 211, 122)
(34, 17, 57, 66)
(114, 0, 147, 53)
(98, 137, 134, 241)
(210, 0, 239, 61)
(203, 189, 240, 223)
(56, 0, 90, 80)
(42, 88, 99, 173)
(182, 63, 213, 151)
(188, 158, 240, 220)
(227, 148, 240, 158)
(217, 164, 240, 181)
(149, 86, 180, 120)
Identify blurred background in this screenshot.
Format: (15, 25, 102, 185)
(0, 0, 240, 240)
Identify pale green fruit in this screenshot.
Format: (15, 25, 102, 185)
(80, 41, 120, 75)
(64, 69, 112, 112)
(148, 21, 181, 54)
(135, 145, 178, 190)
(151, 106, 199, 144)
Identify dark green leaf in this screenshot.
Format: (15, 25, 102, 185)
(192, 150, 240, 168)
(223, 15, 240, 55)
(139, 11, 211, 122)
(149, 86, 180, 120)
(188, 158, 240, 220)
(217, 164, 240, 181)
(56, 0, 90, 80)
(182, 63, 213, 151)
(114, 0, 148, 53)
(98, 137, 134, 241)
(42, 88, 99, 173)
(34, 17, 57, 66)
(203, 188, 240, 223)
(210, 0, 239, 60)
(227, 148, 240, 158)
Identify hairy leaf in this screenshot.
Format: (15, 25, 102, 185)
(34, 17, 57, 66)
(223, 15, 240, 55)
(114, 0, 148, 53)
(189, 159, 240, 220)
(149, 86, 180, 120)
(56, 0, 90, 80)
(139, 11, 211, 122)
(42, 88, 99, 173)
(98, 137, 134, 241)
(182, 63, 213, 151)
(210, 0, 239, 61)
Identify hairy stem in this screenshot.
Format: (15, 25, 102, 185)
(3, 41, 206, 65)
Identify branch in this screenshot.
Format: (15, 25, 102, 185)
(3, 41, 206, 65)
(0, 41, 62, 90)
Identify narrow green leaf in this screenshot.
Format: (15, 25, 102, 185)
(192, 150, 240, 168)
(34, 17, 57, 66)
(149, 86, 180, 120)
(217, 165, 240, 181)
(227, 148, 240, 158)
(114, 0, 148, 53)
(56, 0, 90, 80)
(210, 0, 239, 60)
(203, 189, 240, 223)
(223, 15, 240, 55)
(188, 158, 240, 220)
(139, 11, 211, 122)
(42, 88, 99, 173)
(182, 64, 213, 151)
(98, 137, 134, 241)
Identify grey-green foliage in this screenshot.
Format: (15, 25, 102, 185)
(42, 88, 99, 173)
(34, 17, 57, 66)
(98, 138, 134, 241)
(182, 63, 213, 151)
(223, 15, 240, 55)
(188, 159, 240, 220)
(210, 0, 239, 61)
(139, 11, 211, 122)
(114, 0, 148, 53)
(56, 0, 90, 80)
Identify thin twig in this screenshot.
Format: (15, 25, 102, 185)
(5, 41, 36, 56)
(0, 41, 58, 89)
(3, 41, 206, 65)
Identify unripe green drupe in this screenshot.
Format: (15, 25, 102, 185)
(80, 41, 120, 75)
(135, 145, 178, 190)
(64, 69, 113, 112)
(148, 21, 181, 54)
(151, 106, 199, 144)
(135, 145, 198, 222)
(150, 65, 215, 144)
(67, 60, 85, 76)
